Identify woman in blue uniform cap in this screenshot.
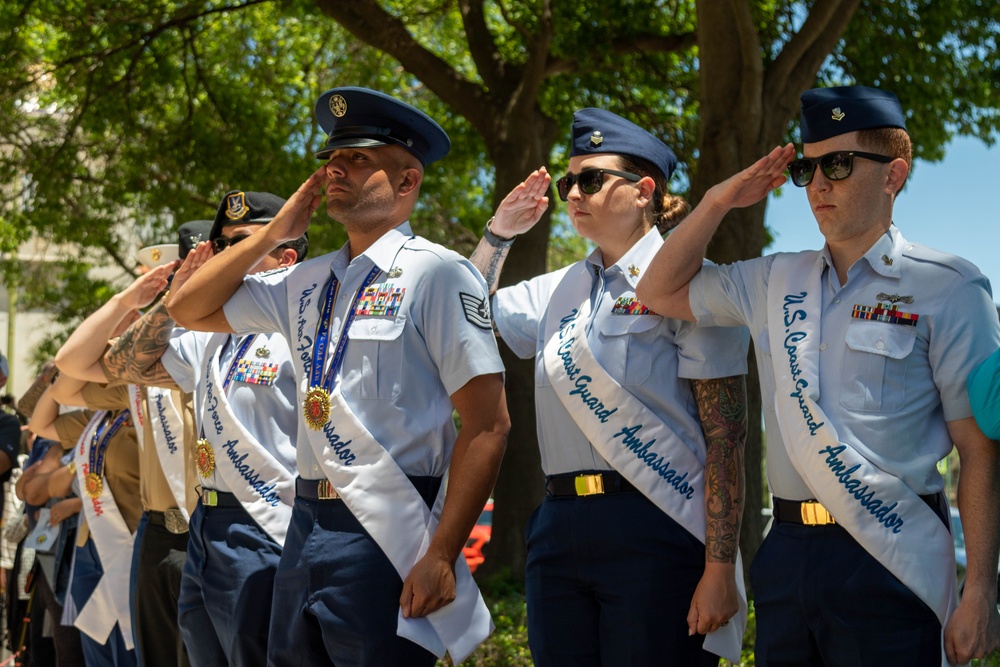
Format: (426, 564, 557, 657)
(469, 108, 751, 665)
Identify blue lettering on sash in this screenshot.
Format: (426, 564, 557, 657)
(204, 377, 225, 435)
(556, 309, 692, 500)
(781, 293, 825, 436)
(297, 283, 317, 376)
(818, 445, 904, 533)
(321, 421, 357, 466)
(220, 438, 283, 507)
(153, 394, 178, 455)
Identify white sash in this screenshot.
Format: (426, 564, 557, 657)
(73, 411, 135, 650)
(127, 384, 144, 453)
(200, 335, 294, 545)
(290, 270, 492, 663)
(541, 263, 746, 662)
(768, 252, 955, 665)
(147, 387, 190, 520)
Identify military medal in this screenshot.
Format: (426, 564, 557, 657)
(196, 438, 216, 477)
(304, 266, 383, 430)
(85, 472, 104, 499)
(303, 387, 331, 430)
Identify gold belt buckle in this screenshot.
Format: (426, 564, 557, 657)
(163, 508, 189, 534)
(800, 501, 835, 526)
(574, 474, 605, 497)
(317, 480, 340, 500)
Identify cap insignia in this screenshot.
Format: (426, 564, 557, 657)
(330, 94, 348, 118)
(628, 264, 640, 278)
(388, 267, 403, 278)
(151, 248, 162, 262)
(590, 131, 603, 148)
(225, 192, 248, 220)
(831, 107, 845, 122)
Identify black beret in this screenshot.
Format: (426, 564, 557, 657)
(570, 108, 677, 182)
(176, 220, 213, 259)
(314, 87, 450, 166)
(209, 191, 287, 241)
(800, 86, 906, 143)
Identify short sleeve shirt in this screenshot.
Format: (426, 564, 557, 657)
(689, 225, 1000, 498)
(493, 228, 749, 475)
(223, 222, 505, 479)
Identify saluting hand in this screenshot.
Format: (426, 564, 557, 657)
(169, 241, 213, 295)
(400, 551, 457, 619)
(705, 144, 796, 214)
(489, 167, 551, 239)
(266, 166, 327, 245)
(119, 261, 177, 311)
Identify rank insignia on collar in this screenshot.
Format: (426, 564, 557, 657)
(329, 94, 347, 118)
(355, 284, 405, 317)
(255, 346, 270, 358)
(852, 303, 918, 327)
(881, 254, 893, 266)
(612, 296, 656, 316)
(831, 107, 845, 121)
(875, 292, 913, 304)
(590, 131, 603, 147)
(225, 192, 248, 220)
(388, 267, 403, 278)
(460, 292, 492, 330)
(628, 264, 640, 278)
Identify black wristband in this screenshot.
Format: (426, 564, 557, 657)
(483, 217, 515, 248)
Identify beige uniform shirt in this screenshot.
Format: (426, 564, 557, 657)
(138, 387, 199, 516)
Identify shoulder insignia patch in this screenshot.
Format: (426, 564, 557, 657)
(460, 292, 492, 330)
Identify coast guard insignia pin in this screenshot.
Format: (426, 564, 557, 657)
(628, 264, 640, 278)
(881, 254, 893, 266)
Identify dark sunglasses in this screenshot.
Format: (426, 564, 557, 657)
(788, 150, 893, 187)
(555, 168, 642, 202)
(211, 234, 251, 253)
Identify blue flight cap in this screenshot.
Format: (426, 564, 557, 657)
(176, 220, 213, 259)
(570, 108, 678, 182)
(800, 86, 906, 143)
(209, 191, 287, 241)
(314, 87, 450, 166)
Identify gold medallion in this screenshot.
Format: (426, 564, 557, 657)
(196, 438, 215, 477)
(303, 386, 331, 430)
(85, 472, 103, 499)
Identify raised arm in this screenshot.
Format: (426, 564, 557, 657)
(168, 167, 325, 331)
(686, 375, 748, 636)
(56, 262, 175, 383)
(17, 362, 58, 419)
(400, 374, 509, 618)
(468, 168, 550, 295)
(636, 144, 795, 321)
(944, 416, 1000, 664)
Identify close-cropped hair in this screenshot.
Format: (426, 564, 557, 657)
(276, 235, 309, 263)
(617, 154, 690, 234)
(857, 127, 912, 194)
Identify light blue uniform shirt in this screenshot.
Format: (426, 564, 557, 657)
(223, 222, 505, 480)
(690, 225, 1000, 499)
(162, 330, 299, 493)
(494, 228, 749, 476)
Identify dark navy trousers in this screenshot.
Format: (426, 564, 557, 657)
(178, 498, 281, 666)
(525, 492, 719, 667)
(266, 497, 437, 667)
(750, 521, 941, 666)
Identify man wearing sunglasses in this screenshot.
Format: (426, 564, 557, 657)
(637, 85, 1000, 666)
(166, 87, 509, 667)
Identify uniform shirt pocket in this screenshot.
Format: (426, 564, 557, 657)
(840, 320, 917, 413)
(598, 315, 660, 386)
(345, 315, 406, 400)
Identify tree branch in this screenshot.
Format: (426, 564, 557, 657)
(459, 0, 506, 90)
(546, 31, 697, 76)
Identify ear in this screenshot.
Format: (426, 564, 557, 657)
(398, 167, 423, 197)
(276, 247, 298, 268)
(885, 158, 909, 196)
(635, 176, 656, 208)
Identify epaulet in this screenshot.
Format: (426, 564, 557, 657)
(901, 242, 984, 280)
(253, 266, 293, 279)
(402, 236, 461, 262)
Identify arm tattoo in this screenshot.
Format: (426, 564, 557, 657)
(469, 239, 512, 297)
(693, 375, 748, 563)
(17, 363, 57, 418)
(104, 301, 178, 387)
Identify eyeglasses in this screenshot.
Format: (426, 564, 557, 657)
(555, 168, 642, 202)
(788, 150, 893, 187)
(211, 234, 251, 253)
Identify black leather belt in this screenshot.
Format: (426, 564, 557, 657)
(199, 489, 242, 509)
(296, 476, 442, 508)
(545, 470, 637, 497)
(774, 493, 945, 526)
(147, 509, 189, 534)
